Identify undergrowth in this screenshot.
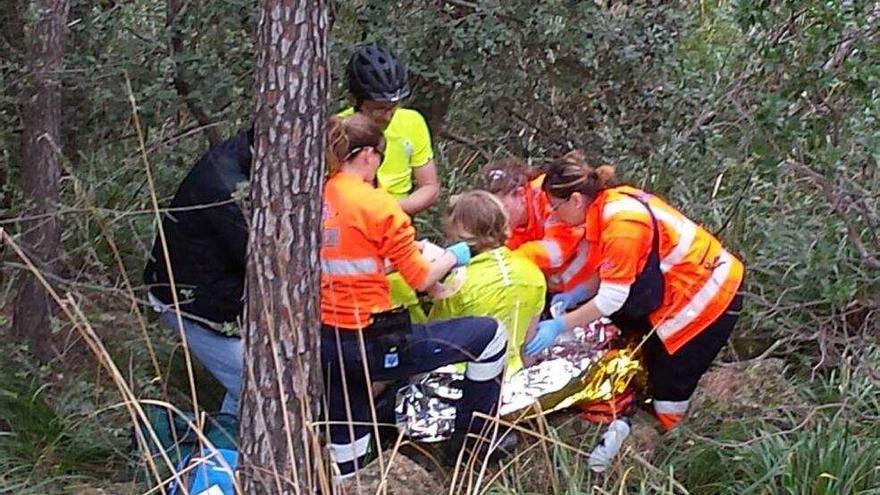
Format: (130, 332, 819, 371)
(1, 0, 878, 493)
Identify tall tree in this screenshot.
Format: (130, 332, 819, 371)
(239, 0, 329, 493)
(12, 0, 69, 360)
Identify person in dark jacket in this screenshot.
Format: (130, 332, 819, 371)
(144, 127, 253, 416)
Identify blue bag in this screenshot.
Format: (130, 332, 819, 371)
(170, 447, 238, 495)
(134, 404, 239, 494)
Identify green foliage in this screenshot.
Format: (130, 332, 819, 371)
(1, 0, 878, 492)
(0, 364, 119, 492)
(661, 417, 880, 495)
(668, 347, 880, 494)
(328, 0, 880, 364)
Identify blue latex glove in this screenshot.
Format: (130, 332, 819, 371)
(446, 242, 472, 267)
(525, 318, 567, 356)
(550, 283, 591, 315)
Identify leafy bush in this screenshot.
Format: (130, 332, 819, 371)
(1, 0, 877, 492)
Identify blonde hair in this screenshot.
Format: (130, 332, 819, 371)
(326, 113, 385, 174)
(542, 149, 617, 200)
(446, 190, 510, 254)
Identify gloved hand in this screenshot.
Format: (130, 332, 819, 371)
(524, 318, 567, 356)
(446, 241, 472, 267)
(550, 283, 591, 316)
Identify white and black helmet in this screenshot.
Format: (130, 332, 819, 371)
(346, 43, 411, 103)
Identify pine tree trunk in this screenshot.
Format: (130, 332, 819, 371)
(13, 0, 69, 360)
(239, 0, 328, 493)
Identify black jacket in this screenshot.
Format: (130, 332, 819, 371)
(144, 128, 253, 326)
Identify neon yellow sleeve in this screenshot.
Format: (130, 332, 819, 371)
(427, 293, 462, 322)
(388, 272, 427, 323)
(406, 111, 434, 167)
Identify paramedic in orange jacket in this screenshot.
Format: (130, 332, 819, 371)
(321, 114, 507, 479)
(480, 159, 598, 299)
(525, 152, 745, 431)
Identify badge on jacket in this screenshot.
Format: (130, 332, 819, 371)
(384, 347, 399, 368)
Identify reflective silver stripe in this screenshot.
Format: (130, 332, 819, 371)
(329, 434, 371, 463)
(147, 292, 165, 313)
(467, 321, 508, 381)
(476, 320, 508, 362)
(656, 250, 734, 340)
(602, 197, 645, 220)
(558, 240, 589, 285)
(653, 399, 690, 415)
(602, 197, 698, 273)
(466, 354, 505, 381)
(493, 249, 512, 286)
(659, 216, 697, 273)
(537, 240, 564, 268)
(321, 258, 379, 276)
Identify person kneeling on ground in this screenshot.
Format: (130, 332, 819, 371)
(321, 114, 507, 480)
(525, 151, 746, 432)
(342, 43, 441, 323)
(479, 158, 599, 316)
(428, 190, 547, 375)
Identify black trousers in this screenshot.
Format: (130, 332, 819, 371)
(644, 291, 744, 402)
(321, 316, 506, 478)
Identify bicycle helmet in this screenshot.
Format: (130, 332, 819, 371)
(346, 43, 411, 103)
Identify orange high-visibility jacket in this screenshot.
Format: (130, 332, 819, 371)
(507, 175, 596, 292)
(586, 186, 744, 354)
(321, 172, 430, 329)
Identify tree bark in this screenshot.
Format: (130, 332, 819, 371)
(239, 0, 328, 493)
(12, 0, 68, 361)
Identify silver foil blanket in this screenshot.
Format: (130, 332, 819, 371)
(395, 321, 611, 442)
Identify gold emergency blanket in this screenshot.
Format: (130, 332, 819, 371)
(396, 320, 645, 441)
(543, 348, 643, 414)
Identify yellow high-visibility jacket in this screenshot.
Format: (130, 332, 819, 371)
(428, 247, 546, 375)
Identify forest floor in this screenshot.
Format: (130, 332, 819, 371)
(1, 297, 876, 494)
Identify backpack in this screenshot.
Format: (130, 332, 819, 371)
(134, 404, 238, 494)
(169, 447, 238, 495)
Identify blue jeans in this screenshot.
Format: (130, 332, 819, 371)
(159, 312, 243, 416)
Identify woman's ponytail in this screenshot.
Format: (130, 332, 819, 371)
(542, 149, 617, 200)
(325, 113, 384, 175)
(326, 115, 348, 175)
(594, 165, 616, 189)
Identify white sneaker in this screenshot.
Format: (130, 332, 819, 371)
(589, 419, 631, 473)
